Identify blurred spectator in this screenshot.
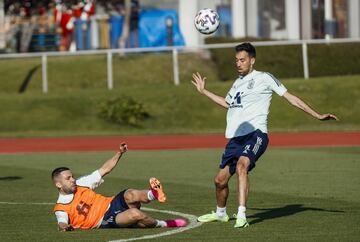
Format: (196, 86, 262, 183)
(129, 0, 139, 47)
(1, 0, 151, 52)
(54, 0, 95, 51)
(54, 2, 74, 51)
(97, 0, 139, 48)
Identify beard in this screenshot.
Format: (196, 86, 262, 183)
(62, 185, 77, 194)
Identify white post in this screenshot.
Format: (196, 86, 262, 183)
(232, 0, 246, 37)
(107, 51, 113, 90)
(302, 42, 309, 79)
(325, 0, 334, 39)
(0, 0, 5, 49)
(285, 0, 300, 40)
(247, 0, 258, 37)
(325, 0, 333, 21)
(41, 54, 48, 93)
(179, 0, 199, 46)
(348, 0, 360, 38)
(90, 17, 99, 49)
(172, 48, 180, 86)
(300, 0, 312, 39)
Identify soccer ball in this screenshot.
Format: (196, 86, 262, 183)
(194, 8, 220, 35)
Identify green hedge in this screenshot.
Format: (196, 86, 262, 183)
(308, 43, 360, 77)
(205, 37, 360, 81)
(99, 96, 150, 126)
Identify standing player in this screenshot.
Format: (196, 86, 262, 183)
(52, 143, 186, 231)
(191, 43, 338, 228)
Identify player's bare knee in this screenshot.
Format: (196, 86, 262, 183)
(128, 208, 145, 221)
(214, 176, 228, 189)
(236, 164, 247, 174)
(124, 189, 137, 204)
(236, 158, 250, 174)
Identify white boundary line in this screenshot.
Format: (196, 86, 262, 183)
(0, 201, 202, 242)
(109, 207, 202, 242)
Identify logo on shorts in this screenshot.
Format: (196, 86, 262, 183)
(247, 79, 255, 89)
(243, 144, 251, 154)
(252, 137, 263, 155)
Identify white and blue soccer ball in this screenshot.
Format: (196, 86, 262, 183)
(194, 8, 220, 35)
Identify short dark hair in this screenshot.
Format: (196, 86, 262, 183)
(235, 42, 256, 58)
(51, 167, 70, 180)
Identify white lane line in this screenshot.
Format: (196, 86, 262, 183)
(0, 201, 202, 242)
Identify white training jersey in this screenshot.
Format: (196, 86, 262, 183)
(224, 70, 287, 138)
(54, 170, 104, 226)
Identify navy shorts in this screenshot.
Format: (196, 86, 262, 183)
(220, 129, 269, 174)
(99, 189, 129, 228)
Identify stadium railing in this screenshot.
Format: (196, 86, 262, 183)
(0, 37, 359, 93)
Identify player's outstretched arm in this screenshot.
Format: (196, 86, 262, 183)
(283, 92, 339, 121)
(98, 143, 128, 177)
(191, 72, 229, 109)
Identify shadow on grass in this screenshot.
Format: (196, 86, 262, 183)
(0, 176, 22, 181)
(18, 65, 40, 93)
(247, 204, 344, 225)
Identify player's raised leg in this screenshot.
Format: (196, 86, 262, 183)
(123, 177, 167, 207)
(198, 167, 232, 222)
(123, 189, 152, 208)
(116, 180, 186, 228)
(234, 156, 250, 228)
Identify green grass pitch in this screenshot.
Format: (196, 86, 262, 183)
(0, 147, 359, 241)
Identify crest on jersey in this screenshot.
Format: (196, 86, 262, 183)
(247, 79, 255, 89)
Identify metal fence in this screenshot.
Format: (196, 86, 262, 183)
(0, 37, 359, 93)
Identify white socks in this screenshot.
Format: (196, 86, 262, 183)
(156, 220, 167, 228)
(216, 206, 246, 219)
(216, 206, 227, 218)
(237, 206, 246, 219)
(147, 190, 156, 201)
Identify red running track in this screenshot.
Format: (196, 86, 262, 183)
(0, 132, 359, 153)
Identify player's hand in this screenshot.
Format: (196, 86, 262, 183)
(191, 72, 206, 94)
(58, 223, 74, 232)
(64, 225, 74, 231)
(318, 113, 339, 121)
(119, 142, 128, 154)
